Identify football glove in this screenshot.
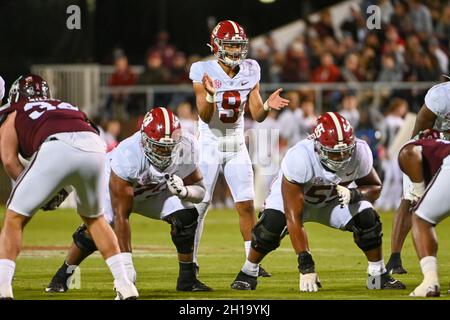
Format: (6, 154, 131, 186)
(166, 174, 188, 199)
(42, 188, 70, 211)
(299, 273, 322, 292)
(406, 181, 426, 206)
(336, 185, 363, 208)
(336, 185, 351, 207)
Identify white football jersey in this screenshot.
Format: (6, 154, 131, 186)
(106, 131, 199, 202)
(424, 82, 450, 132)
(189, 59, 261, 138)
(265, 137, 373, 211)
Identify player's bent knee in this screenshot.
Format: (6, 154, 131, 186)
(251, 209, 287, 254)
(347, 208, 383, 252)
(164, 208, 199, 254)
(72, 224, 98, 253)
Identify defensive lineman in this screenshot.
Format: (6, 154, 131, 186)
(0, 74, 138, 299)
(398, 131, 450, 297)
(387, 81, 450, 274)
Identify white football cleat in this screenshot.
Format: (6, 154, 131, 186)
(114, 280, 139, 300)
(0, 284, 14, 300)
(409, 281, 440, 297)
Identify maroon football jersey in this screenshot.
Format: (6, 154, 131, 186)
(408, 138, 450, 183)
(0, 98, 96, 158)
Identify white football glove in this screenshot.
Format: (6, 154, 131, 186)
(299, 272, 321, 292)
(0, 75, 5, 101)
(336, 185, 351, 208)
(166, 174, 188, 199)
(407, 182, 426, 204)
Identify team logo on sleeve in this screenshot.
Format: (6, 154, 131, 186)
(214, 79, 222, 89)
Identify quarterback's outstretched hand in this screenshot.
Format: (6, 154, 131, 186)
(267, 88, 289, 110)
(299, 272, 322, 292)
(202, 73, 216, 96)
(166, 174, 188, 199)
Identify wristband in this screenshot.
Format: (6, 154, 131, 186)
(263, 100, 270, 111)
(298, 251, 315, 274)
(206, 93, 215, 103)
(349, 188, 363, 204)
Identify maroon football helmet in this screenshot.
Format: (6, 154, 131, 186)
(313, 112, 356, 171)
(209, 20, 249, 68)
(141, 107, 182, 168)
(8, 74, 51, 103)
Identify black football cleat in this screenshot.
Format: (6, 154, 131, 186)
(177, 278, 213, 292)
(45, 262, 74, 293)
(258, 265, 272, 277)
(378, 273, 406, 289)
(386, 253, 408, 274)
(231, 271, 257, 290)
(45, 274, 71, 293)
(45, 280, 68, 293)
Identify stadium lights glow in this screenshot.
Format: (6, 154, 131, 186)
(259, 0, 276, 3)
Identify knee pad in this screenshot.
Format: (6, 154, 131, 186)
(347, 208, 383, 252)
(251, 209, 287, 254)
(164, 208, 199, 254)
(72, 224, 98, 253)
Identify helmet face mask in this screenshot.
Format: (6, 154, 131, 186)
(316, 141, 355, 172)
(216, 39, 248, 68)
(140, 107, 181, 169)
(141, 133, 179, 169)
(210, 20, 249, 68)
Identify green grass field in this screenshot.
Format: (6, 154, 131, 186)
(0, 207, 449, 300)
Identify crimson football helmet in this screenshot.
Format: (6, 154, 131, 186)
(8, 74, 51, 103)
(141, 107, 182, 168)
(209, 20, 249, 68)
(313, 112, 355, 171)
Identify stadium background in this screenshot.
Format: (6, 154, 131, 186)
(0, 0, 449, 300)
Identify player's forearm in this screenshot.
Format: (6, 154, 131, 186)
(411, 106, 436, 138)
(354, 185, 382, 203)
(183, 182, 206, 203)
(248, 92, 268, 122)
(286, 218, 309, 254)
(114, 215, 132, 252)
(197, 100, 215, 123)
(251, 105, 268, 123)
(411, 120, 434, 138)
(2, 157, 24, 181)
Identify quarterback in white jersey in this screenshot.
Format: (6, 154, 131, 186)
(231, 112, 405, 292)
(189, 20, 289, 275)
(387, 80, 450, 275)
(46, 108, 212, 293)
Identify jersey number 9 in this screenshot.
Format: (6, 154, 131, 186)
(219, 90, 241, 123)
